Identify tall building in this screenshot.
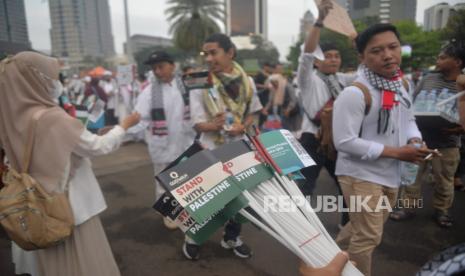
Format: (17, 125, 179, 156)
(334, 0, 349, 9)
(299, 11, 315, 40)
(348, 0, 416, 23)
(0, 0, 30, 55)
(49, 0, 115, 68)
(225, 0, 268, 39)
(424, 3, 465, 31)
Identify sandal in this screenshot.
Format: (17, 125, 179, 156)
(433, 211, 454, 228)
(389, 209, 415, 221)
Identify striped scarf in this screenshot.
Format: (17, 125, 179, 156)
(202, 62, 253, 145)
(316, 70, 342, 99)
(151, 75, 190, 136)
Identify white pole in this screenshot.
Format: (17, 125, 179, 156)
(124, 0, 133, 63)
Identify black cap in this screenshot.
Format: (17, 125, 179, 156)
(144, 51, 174, 65)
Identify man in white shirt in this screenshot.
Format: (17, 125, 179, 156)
(332, 23, 435, 276)
(297, 0, 355, 226)
(101, 71, 119, 125)
(187, 33, 261, 261)
(129, 51, 197, 229)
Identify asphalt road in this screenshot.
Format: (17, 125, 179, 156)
(1, 150, 464, 276)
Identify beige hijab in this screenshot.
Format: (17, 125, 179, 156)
(0, 52, 84, 193)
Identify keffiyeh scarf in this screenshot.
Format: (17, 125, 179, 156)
(151, 75, 190, 136)
(361, 64, 411, 134)
(316, 70, 342, 98)
(203, 61, 253, 145)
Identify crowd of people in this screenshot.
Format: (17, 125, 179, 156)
(1, 0, 465, 275)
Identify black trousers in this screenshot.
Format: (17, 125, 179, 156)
(223, 219, 241, 241)
(299, 132, 349, 225)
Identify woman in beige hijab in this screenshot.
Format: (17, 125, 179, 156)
(0, 52, 140, 276)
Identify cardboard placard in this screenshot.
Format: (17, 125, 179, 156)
(153, 192, 248, 244)
(315, 0, 357, 38)
(88, 99, 105, 123)
(182, 71, 212, 90)
(157, 150, 243, 224)
(211, 140, 274, 191)
(259, 129, 316, 175)
(117, 65, 134, 86)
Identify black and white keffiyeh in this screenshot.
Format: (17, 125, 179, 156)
(316, 70, 342, 98)
(361, 64, 411, 134)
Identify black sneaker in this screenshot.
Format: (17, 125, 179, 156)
(221, 237, 252, 258)
(433, 210, 454, 228)
(182, 242, 200, 260)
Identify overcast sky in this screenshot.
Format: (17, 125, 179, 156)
(24, 0, 464, 59)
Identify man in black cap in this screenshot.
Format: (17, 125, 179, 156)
(129, 51, 197, 229)
(297, 0, 356, 226)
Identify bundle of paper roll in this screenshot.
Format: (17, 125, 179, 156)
(239, 130, 362, 276)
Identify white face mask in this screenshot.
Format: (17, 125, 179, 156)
(50, 79, 64, 101)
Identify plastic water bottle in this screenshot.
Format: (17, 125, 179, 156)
(414, 90, 427, 112)
(400, 143, 421, 186)
(437, 89, 450, 103)
(224, 109, 234, 131)
(437, 89, 450, 112)
(425, 90, 437, 112)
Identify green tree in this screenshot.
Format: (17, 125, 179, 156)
(320, 28, 358, 70)
(286, 38, 303, 71)
(133, 46, 194, 74)
(165, 0, 224, 54)
(442, 9, 465, 43)
(393, 20, 442, 69)
(286, 30, 358, 71)
(235, 35, 280, 72)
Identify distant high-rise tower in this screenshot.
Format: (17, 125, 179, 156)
(299, 11, 315, 40)
(49, 0, 115, 67)
(334, 0, 348, 9)
(348, 0, 416, 23)
(0, 0, 30, 54)
(225, 0, 268, 39)
(424, 3, 465, 31)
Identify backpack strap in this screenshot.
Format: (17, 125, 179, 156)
(22, 109, 48, 173)
(401, 78, 409, 92)
(351, 82, 372, 115)
(351, 82, 372, 137)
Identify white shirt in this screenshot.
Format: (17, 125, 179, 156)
(70, 125, 126, 225)
(129, 80, 196, 164)
(190, 77, 262, 149)
(332, 68, 422, 188)
(101, 80, 117, 109)
(297, 52, 356, 134)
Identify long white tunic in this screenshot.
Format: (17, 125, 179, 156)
(297, 51, 356, 135)
(11, 126, 126, 275)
